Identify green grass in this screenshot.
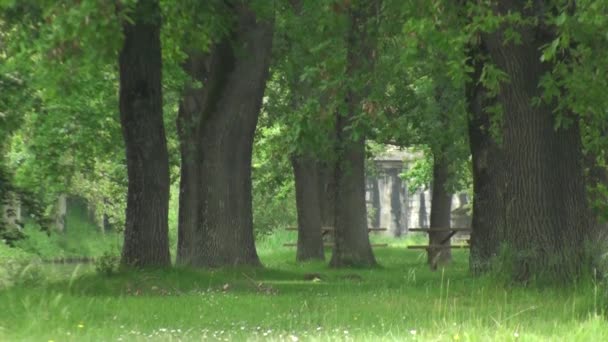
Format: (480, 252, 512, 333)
(0, 231, 607, 341)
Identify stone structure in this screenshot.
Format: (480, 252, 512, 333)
(365, 148, 471, 237)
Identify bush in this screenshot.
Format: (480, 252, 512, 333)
(94, 251, 120, 276)
(0, 258, 44, 289)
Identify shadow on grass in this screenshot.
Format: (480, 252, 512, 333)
(26, 248, 477, 299)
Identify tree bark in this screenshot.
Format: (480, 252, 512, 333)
(466, 42, 506, 275)
(318, 161, 336, 227)
(479, 1, 591, 281)
(176, 5, 273, 267)
(119, 0, 170, 267)
(292, 155, 325, 261)
(175, 50, 208, 266)
(329, 1, 379, 268)
(428, 154, 452, 269)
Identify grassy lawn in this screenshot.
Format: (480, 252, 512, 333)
(0, 232, 606, 341)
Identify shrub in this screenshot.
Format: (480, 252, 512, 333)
(94, 251, 120, 276)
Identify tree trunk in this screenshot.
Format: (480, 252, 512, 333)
(176, 6, 273, 267)
(480, 2, 591, 281)
(292, 155, 325, 261)
(329, 1, 378, 268)
(330, 133, 376, 267)
(118, 0, 170, 267)
(466, 42, 506, 275)
(318, 161, 336, 229)
(428, 154, 452, 269)
(175, 51, 207, 266)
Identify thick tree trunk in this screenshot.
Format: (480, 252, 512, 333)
(176, 6, 273, 267)
(480, 2, 591, 281)
(466, 43, 506, 275)
(329, 1, 378, 268)
(428, 154, 452, 269)
(175, 51, 207, 266)
(318, 161, 336, 229)
(292, 155, 325, 261)
(330, 134, 376, 267)
(119, 0, 170, 267)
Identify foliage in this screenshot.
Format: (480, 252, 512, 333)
(400, 148, 433, 192)
(94, 251, 120, 276)
(13, 204, 120, 259)
(251, 119, 297, 237)
(534, 0, 608, 220)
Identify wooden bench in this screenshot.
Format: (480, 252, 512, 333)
(408, 227, 471, 269)
(285, 227, 388, 232)
(283, 226, 388, 248)
(282, 243, 389, 247)
(407, 227, 471, 250)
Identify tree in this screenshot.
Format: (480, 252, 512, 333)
(291, 155, 325, 261)
(0, 1, 128, 242)
(258, 0, 348, 262)
(119, 0, 171, 267)
(281, 0, 332, 262)
(176, 3, 273, 267)
(465, 44, 506, 274)
(371, 1, 471, 268)
(466, 1, 592, 281)
(330, 0, 380, 267)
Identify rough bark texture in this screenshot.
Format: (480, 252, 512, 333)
(318, 161, 337, 229)
(176, 6, 273, 267)
(466, 42, 506, 275)
(175, 50, 215, 266)
(428, 154, 452, 269)
(292, 155, 325, 261)
(119, 0, 170, 267)
(479, 1, 591, 281)
(330, 1, 378, 268)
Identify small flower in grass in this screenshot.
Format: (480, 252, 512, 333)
(514, 332, 520, 338)
(77, 323, 85, 329)
(409, 329, 417, 336)
(289, 334, 299, 342)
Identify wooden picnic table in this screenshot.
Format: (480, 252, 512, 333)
(284, 226, 389, 248)
(407, 227, 471, 250)
(285, 227, 388, 232)
(282, 243, 389, 247)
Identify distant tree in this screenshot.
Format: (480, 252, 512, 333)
(330, 0, 380, 267)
